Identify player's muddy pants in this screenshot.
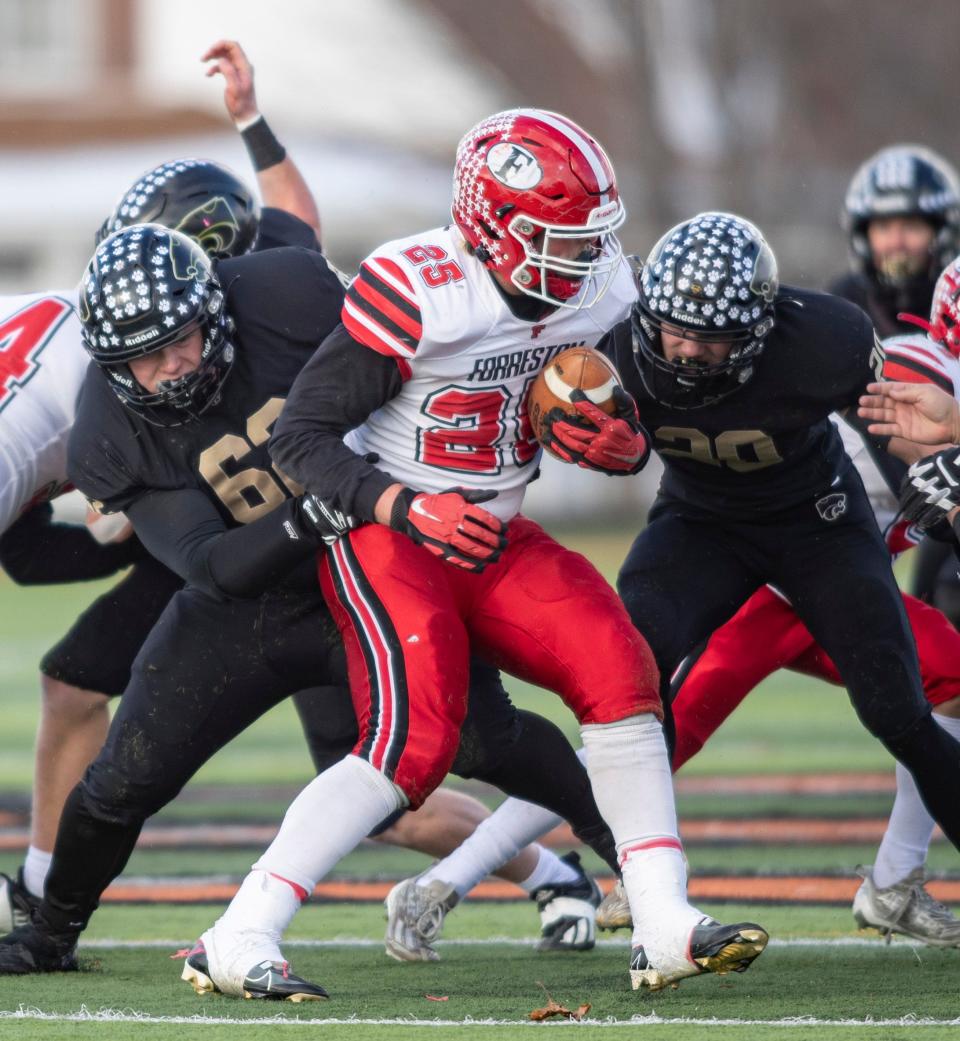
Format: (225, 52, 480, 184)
(617, 475, 960, 849)
(38, 576, 617, 933)
(320, 514, 661, 808)
(671, 585, 960, 770)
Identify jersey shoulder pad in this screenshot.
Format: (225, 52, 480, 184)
(66, 368, 140, 513)
(881, 332, 955, 394)
(343, 228, 479, 359)
(342, 235, 429, 359)
(257, 208, 321, 252)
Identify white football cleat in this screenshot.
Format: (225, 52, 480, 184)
(180, 925, 327, 1001)
(630, 916, 768, 991)
(0, 870, 39, 934)
(384, 876, 459, 962)
(853, 865, 960, 947)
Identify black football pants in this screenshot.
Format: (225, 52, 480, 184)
(618, 474, 960, 850)
(39, 582, 615, 934)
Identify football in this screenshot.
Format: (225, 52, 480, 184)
(527, 346, 623, 447)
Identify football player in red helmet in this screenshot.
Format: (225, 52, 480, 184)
(175, 108, 766, 1000)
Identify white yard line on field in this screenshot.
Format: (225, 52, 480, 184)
(2, 1007, 960, 1029)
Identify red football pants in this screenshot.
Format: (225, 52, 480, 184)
(672, 585, 960, 770)
(319, 516, 660, 806)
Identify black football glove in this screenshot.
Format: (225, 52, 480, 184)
(390, 486, 507, 572)
(900, 448, 960, 530)
(540, 385, 650, 475)
(294, 493, 358, 545)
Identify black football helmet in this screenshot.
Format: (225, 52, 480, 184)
(843, 145, 960, 287)
(97, 158, 261, 259)
(78, 224, 235, 426)
(632, 211, 778, 410)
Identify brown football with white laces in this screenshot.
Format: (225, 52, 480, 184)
(527, 347, 623, 448)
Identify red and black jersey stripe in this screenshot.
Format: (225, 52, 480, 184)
(342, 257, 422, 359)
(883, 349, 954, 395)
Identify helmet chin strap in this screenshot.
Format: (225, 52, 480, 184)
(545, 273, 584, 301)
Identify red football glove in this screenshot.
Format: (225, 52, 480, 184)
(390, 487, 507, 572)
(541, 386, 650, 475)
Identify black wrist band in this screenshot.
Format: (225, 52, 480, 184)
(389, 488, 416, 532)
(240, 116, 287, 172)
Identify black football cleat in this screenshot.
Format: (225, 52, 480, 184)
(630, 917, 768, 991)
(181, 938, 328, 1002)
(0, 919, 78, 975)
(241, 960, 329, 1001)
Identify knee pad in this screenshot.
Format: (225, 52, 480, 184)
(80, 758, 179, 828)
(846, 646, 930, 740)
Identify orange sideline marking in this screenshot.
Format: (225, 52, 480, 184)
(97, 875, 960, 906)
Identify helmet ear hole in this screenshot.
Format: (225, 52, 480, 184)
(476, 218, 500, 241)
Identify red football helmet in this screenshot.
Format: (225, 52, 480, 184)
(452, 108, 626, 309)
(928, 256, 960, 356)
(901, 253, 960, 356)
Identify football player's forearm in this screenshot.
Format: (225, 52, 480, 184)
(886, 436, 955, 464)
(127, 491, 314, 600)
(200, 499, 320, 598)
(0, 503, 145, 585)
(257, 159, 322, 241)
(271, 426, 395, 523)
(271, 325, 404, 521)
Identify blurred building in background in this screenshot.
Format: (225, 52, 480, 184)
(2, 0, 957, 518)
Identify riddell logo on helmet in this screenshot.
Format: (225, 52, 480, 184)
(486, 143, 543, 190)
(125, 327, 160, 347)
(671, 310, 708, 327)
(588, 202, 620, 225)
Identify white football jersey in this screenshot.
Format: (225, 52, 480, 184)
(835, 331, 960, 550)
(342, 226, 636, 521)
(0, 289, 87, 533)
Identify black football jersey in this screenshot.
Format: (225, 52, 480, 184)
(827, 270, 935, 339)
(604, 285, 885, 517)
(68, 247, 344, 526)
(259, 207, 321, 253)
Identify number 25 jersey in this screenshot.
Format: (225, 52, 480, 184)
(341, 226, 636, 522)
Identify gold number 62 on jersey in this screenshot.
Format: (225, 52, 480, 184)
(198, 398, 303, 523)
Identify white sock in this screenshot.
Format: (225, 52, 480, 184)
(214, 869, 304, 957)
(873, 713, 960, 888)
(517, 846, 580, 894)
(23, 846, 52, 899)
(251, 755, 404, 896)
(419, 746, 591, 896)
(581, 714, 701, 955)
(417, 789, 566, 897)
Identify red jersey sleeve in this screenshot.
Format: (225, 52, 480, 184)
(342, 255, 422, 359)
(882, 336, 954, 394)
